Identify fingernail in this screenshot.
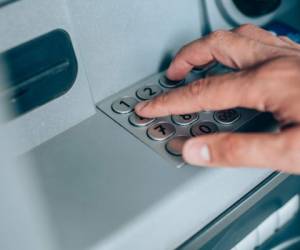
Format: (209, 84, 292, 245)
(135, 101, 150, 112)
(199, 144, 211, 162)
(184, 142, 211, 165)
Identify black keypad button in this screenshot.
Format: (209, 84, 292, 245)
(214, 109, 240, 125)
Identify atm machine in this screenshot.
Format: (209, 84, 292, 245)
(1, 1, 300, 250)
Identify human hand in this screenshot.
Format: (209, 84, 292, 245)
(135, 24, 300, 174)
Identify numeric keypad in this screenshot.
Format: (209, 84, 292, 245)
(97, 66, 259, 168)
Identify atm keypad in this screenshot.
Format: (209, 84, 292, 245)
(97, 65, 259, 168)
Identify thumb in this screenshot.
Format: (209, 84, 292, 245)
(182, 132, 289, 171)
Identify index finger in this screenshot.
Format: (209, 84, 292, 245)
(166, 29, 291, 81)
(136, 71, 261, 118)
(136, 52, 299, 119)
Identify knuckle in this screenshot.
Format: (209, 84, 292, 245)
(185, 79, 209, 100)
(209, 29, 229, 44)
(186, 80, 201, 97)
(235, 23, 257, 34)
(242, 69, 269, 111)
(278, 35, 289, 40)
(156, 92, 168, 106)
(156, 92, 172, 113)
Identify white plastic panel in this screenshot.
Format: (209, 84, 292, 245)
(67, 0, 203, 102)
(0, 0, 95, 156)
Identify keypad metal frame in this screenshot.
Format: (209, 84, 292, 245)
(96, 67, 260, 168)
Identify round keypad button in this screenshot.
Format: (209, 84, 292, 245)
(147, 122, 176, 141)
(171, 113, 199, 126)
(136, 85, 163, 100)
(191, 121, 219, 136)
(214, 109, 240, 125)
(166, 136, 190, 156)
(128, 113, 155, 127)
(159, 75, 185, 88)
(111, 97, 138, 114)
